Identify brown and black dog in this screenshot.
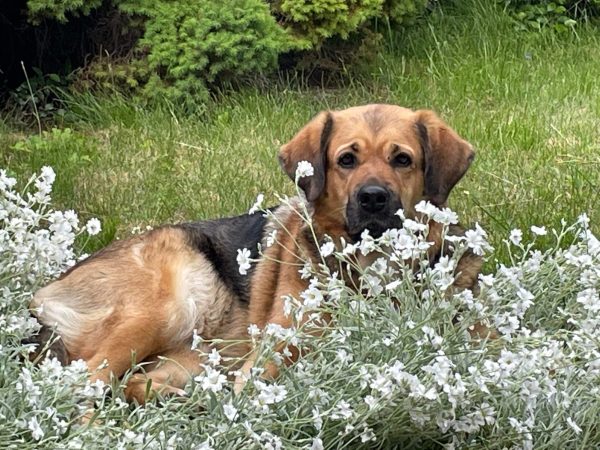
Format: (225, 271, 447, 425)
(28, 104, 481, 403)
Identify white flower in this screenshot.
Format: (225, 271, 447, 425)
(248, 193, 264, 215)
(64, 210, 79, 228)
(248, 324, 261, 337)
(464, 223, 492, 256)
(191, 329, 203, 350)
(509, 229, 523, 246)
(310, 437, 324, 450)
(301, 284, 324, 309)
(81, 379, 106, 398)
(576, 288, 600, 313)
(266, 229, 278, 247)
(223, 403, 238, 422)
(360, 427, 376, 443)
(530, 225, 547, 236)
(415, 201, 458, 225)
(359, 229, 376, 255)
(85, 218, 102, 236)
(194, 441, 214, 450)
(342, 242, 358, 256)
(364, 395, 377, 409)
(336, 349, 353, 365)
(371, 373, 394, 397)
(514, 288, 535, 317)
(255, 381, 287, 404)
(122, 430, 145, 444)
(386, 280, 402, 291)
(207, 348, 221, 366)
(312, 407, 323, 431)
(330, 400, 353, 420)
(258, 432, 283, 450)
(577, 213, 590, 228)
(320, 241, 335, 257)
(196, 366, 227, 393)
(363, 273, 383, 296)
(40, 165, 56, 185)
(415, 201, 439, 217)
(495, 312, 520, 338)
(403, 219, 427, 233)
(566, 417, 582, 434)
(28, 416, 44, 441)
(237, 248, 252, 275)
(435, 208, 459, 225)
(295, 161, 314, 179)
(434, 255, 455, 273)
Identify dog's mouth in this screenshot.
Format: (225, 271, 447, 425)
(346, 201, 402, 242)
(346, 217, 403, 242)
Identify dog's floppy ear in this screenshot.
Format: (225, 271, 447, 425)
(279, 111, 334, 202)
(415, 110, 475, 206)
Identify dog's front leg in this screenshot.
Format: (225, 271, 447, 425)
(234, 278, 305, 394)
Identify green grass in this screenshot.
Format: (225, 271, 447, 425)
(1, 0, 599, 261)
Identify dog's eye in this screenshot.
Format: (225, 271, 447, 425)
(392, 152, 412, 168)
(338, 153, 357, 169)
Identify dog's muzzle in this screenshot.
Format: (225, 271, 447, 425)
(357, 185, 390, 214)
(346, 184, 403, 241)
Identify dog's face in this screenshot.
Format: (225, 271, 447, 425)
(279, 104, 474, 241)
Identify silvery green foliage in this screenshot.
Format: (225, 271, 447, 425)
(1, 167, 599, 448)
(0, 168, 106, 446)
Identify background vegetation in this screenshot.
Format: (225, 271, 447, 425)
(2, 0, 599, 263)
(1, 0, 600, 447)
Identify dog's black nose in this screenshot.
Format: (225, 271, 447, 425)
(357, 185, 389, 213)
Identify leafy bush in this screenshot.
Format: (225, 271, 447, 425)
(22, 0, 430, 106)
(273, 0, 383, 48)
(9, 69, 69, 125)
(3, 166, 600, 447)
(26, 0, 103, 24)
(131, 0, 288, 106)
(503, 0, 600, 31)
(384, 0, 430, 24)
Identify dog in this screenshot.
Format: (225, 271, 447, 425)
(28, 104, 481, 404)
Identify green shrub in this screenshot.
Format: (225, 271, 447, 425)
(23, 0, 430, 107)
(384, 0, 429, 24)
(26, 0, 103, 24)
(503, 0, 600, 31)
(273, 0, 429, 48)
(134, 0, 288, 106)
(274, 0, 383, 48)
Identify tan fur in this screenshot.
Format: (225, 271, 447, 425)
(31, 227, 249, 401)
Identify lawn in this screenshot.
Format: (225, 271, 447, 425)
(2, 1, 600, 448)
(2, 1, 598, 261)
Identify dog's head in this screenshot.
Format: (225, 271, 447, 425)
(279, 104, 474, 241)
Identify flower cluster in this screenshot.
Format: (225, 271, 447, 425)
(3, 167, 600, 448)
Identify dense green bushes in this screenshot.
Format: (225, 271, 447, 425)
(16, 0, 600, 109)
(23, 0, 430, 106)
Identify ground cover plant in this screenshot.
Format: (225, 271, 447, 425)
(2, 165, 600, 448)
(1, 0, 600, 448)
(2, 0, 599, 258)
